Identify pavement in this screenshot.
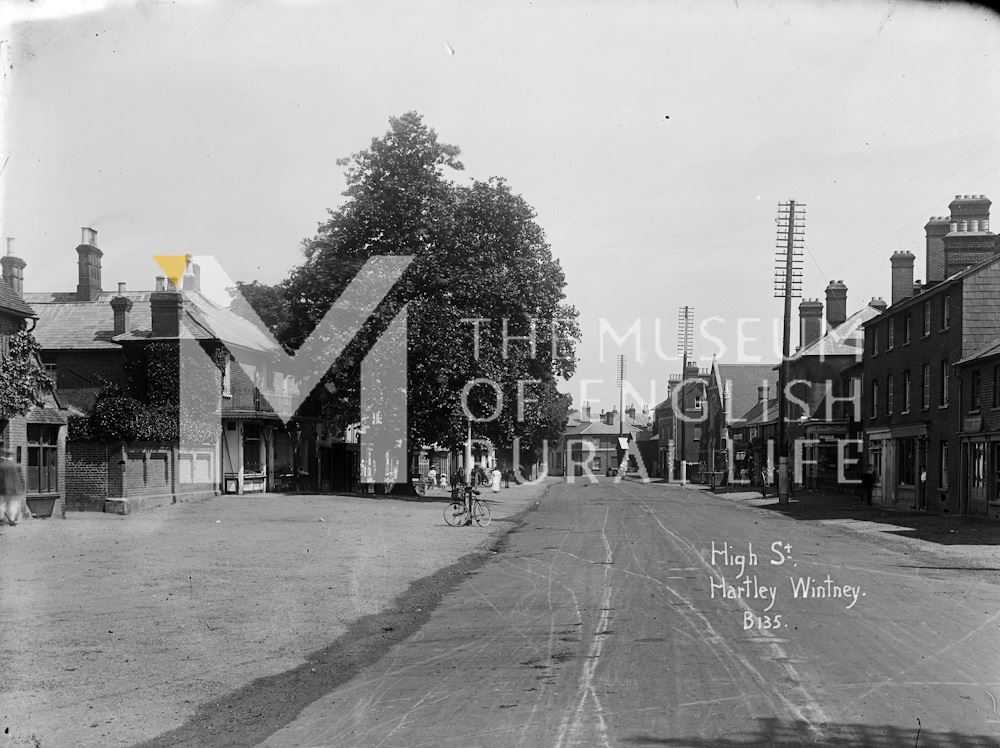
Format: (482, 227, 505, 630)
(703, 482, 1000, 564)
(0, 478, 554, 748)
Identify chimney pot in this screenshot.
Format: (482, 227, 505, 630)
(5, 237, 13, 256)
(155, 276, 165, 292)
(81, 227, 97, 245)
(117, 282, 127, 294)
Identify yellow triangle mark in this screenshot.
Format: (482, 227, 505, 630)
(153, 255, 190, 287)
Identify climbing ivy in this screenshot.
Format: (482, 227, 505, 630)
(0, 330, 52, 418)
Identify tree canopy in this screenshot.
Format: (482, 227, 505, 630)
(235, 112, 578, 456)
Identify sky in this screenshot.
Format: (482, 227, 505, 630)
(2, 0, 999, 417)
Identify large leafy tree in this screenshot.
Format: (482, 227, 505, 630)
(237, 112, 579, 458)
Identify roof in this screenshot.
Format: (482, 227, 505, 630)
(0, 277, 37, 319)
(957, 336, 1000, 366)
(734, 398, 779, 427)
(791, 304, 882, 360)
(864, 252, 1000, 320)
(24, 289, 279, 354)
(714, 363, 779, 422)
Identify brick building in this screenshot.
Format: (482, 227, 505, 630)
(0, 238, 67, 518)
(862, 248, 1000, 515)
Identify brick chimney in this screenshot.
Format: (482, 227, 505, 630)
(869, 297, 887, 312)
(183, 261, 201, 292)
(890, 251, 915, 305)
(110, 282, 132, 336)
(798, 298, 823, 348)
(581, 402, 591, 421)
(150, 275, 182, 338)
(825, 280, 847, 329)
(924, 215, 950, 283)
(76, 227, 103, 301)
(1, 238, 26, 296)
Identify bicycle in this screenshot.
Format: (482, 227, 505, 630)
(443, 485, 491, 527)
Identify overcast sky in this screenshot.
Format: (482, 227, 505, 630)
(2, 0, 999, 414)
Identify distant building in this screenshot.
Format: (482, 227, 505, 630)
(654, 364, 708, 481)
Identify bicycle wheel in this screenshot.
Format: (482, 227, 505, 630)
(472, 500, 491, 527)
(443, 502, 467, 527)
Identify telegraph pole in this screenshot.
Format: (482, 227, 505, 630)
(774, 200, 805, 504)
(617, 354, 627, 473)
(677, 305, 694, 485)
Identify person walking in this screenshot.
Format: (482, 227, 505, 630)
(1, 449, 25, 526)
(491, 465, 502, 493)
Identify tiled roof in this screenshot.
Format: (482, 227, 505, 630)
(716, 363, 779, 422)
(24, 289, 279, 353)
(791, 304, 882, 360)
(957, 336, 1000, 366)
(24, 291, 152, 349)
(735, 399, 779, 426)
(0, 277, 37, 319)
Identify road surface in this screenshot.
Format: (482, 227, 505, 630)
(256, 478, 1000, 746)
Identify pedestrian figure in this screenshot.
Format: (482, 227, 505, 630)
(861, 468, 874, 506)
(1, 449, 25, 526)
(427, 466, 437, 490)
(502, 468, 510, 488)
(491, 466, 502, 493)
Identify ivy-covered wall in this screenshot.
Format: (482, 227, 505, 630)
(69, 340, 227, 445)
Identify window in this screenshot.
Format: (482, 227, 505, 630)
(993, 364, 1000, 408)
(940, 441, 948, 490)
(897, 437, 915, 486)
(871, 379, 879, 417)
(942, 294, 950, 330)
(902, 370, 911, 412)
(970, 369, 982, 412)
(868, 445, 882, 485)
(592, 456, 602, 472)
(922, 364, 930, 410)
(922, 302, 931, 337)
(886, 374, 894, 415)
(903, 312, 912, 344)
(26, 424, 58, 494)
(940, 360, 949, 407)
(887, 320, 894, 350)
(870, 326, 879, 357)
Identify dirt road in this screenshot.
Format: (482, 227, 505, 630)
(0, 482, 550, 748)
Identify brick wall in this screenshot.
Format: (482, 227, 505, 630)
(67, 440, 218, 514)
